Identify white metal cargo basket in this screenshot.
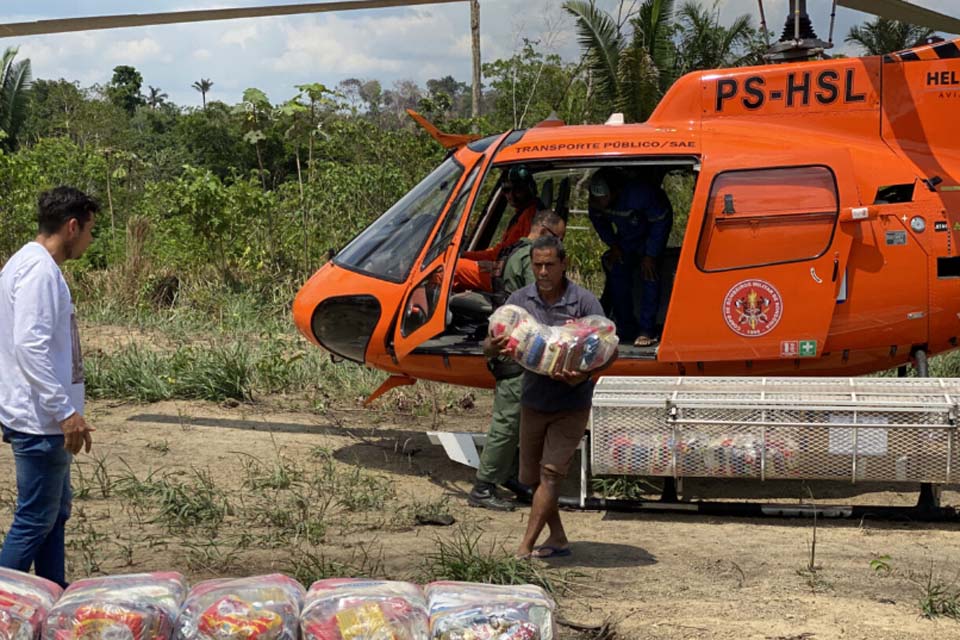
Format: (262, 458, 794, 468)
(590, 377, 960, 484)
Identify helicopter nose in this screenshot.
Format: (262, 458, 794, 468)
(305, 295, 381, 363)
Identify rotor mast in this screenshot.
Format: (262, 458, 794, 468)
(763, 0, 834, 63)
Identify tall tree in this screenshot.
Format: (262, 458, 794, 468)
(845, 17, 935, 56)
(106, 65, 145, 115)
(0, 47, 32, 150)
(563, 0, 676, 123)
(483, 40, 594, 130)
(672, 1, 760, 76)
(192, 78, 214, 108)
(146, 85, 168, 109)
(22, 79, 83, 143)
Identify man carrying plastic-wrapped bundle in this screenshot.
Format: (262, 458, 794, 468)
(0, 187, 98, 588)
(489, 236, 614, 559)
(469, 210, 567, 512)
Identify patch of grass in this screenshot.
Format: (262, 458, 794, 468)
(84, 346, 172, 402)
(334, 465, 394, 512)
(591, 477, 660, 501)
(72, 459, 93, 500)
(915, 568, 960, 619)
(238, 451, 303, 491)
(420, 526, 572, 595)
(309, 450, 394, 513)
(66, 508, 105, 575)
(183, 537, 244, 573)
(392, 495, 453, 529)
(931, 351, 960, 377)
(876, 350, 960, 378)
(113, 463, 172, 500)
(286, 545, 386, 586)
(85, 343, 253, 402)
(84, 334, 384, 404)
(171, 343, 253, 401)
(245, 488, 330, 546)
(91, 452, 112, 498)
(153, 469, 230, 530)
(112, 534, 137, 567)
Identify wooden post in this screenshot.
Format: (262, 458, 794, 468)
(470, 0, 481, 131)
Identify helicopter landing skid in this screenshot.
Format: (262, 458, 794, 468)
(557, 435, 957, 522)
(555, 493, 959, 522)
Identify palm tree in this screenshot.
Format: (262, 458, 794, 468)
(673, 2, 760, 76)
(146, 85, 168, 109)
(845, 17, 935, 56)
(192, 78, 213, 108)
(563, 0, 676, 123)
(0, 47, 32, 150)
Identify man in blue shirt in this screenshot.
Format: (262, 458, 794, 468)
(588, 168, 672, 346)
(489, 236, 612, 558)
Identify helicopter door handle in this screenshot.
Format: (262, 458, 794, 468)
(831, 256, 840, 282)
(840, 206, 877, 223)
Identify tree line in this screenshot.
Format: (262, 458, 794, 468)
(0, 0, 938, 318)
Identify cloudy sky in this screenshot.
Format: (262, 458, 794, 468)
(1, 0, 956, 107)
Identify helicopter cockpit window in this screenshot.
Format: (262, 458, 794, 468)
(696, 166, 839, 272)
(334, 158, 465, 283)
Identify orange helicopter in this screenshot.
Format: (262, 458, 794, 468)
(291, 0, 960, 404)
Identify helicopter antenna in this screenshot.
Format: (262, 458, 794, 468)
(793, 0, 801, 40)
(827, 0, 838, 46)
(757, 0, 770, 47)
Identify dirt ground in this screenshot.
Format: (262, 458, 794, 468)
(3, 394, 960, 640)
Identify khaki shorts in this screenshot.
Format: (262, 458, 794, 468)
(519, 406, 590, 485)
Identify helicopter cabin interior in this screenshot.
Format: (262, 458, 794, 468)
(412, 158, 701, 359)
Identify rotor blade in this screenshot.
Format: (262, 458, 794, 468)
(0, 0, 468, 38)
(838, 0, 960, 35)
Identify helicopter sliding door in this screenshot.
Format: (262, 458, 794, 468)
(661, 155, 857, 363)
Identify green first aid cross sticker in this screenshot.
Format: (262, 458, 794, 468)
(799, 340, 817, 357)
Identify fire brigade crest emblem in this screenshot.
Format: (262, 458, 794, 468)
(723, 279, 783, 337)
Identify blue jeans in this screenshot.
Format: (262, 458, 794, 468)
(0, 427, 72, 588)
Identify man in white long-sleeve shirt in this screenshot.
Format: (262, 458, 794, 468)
(0, 186, 98, 587)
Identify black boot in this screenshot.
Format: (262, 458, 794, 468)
(468, 482, 516, 511)
(502, 478, 532, 504)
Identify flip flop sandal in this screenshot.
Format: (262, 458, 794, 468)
(532, 545, 572, 558)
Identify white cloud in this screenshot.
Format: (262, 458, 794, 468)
(266, 11, 464, 76)
(220, 24, 258, 48)
(105, 37, 170, 64)
(192, 48, 212, 60)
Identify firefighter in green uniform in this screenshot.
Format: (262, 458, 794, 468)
(469, 209, 567, 510)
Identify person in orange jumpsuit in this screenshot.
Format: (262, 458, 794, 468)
(454, 165, 541, 292)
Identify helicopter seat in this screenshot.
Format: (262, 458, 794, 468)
(447, 291, 493, 339)
(539, 177, 571, 220)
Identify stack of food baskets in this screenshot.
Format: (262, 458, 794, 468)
(590, 377, 960, 485)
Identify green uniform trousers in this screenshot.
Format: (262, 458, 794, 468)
(475, 373, 523, 485)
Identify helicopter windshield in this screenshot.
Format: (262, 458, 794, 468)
(334, 158, 465, 283)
